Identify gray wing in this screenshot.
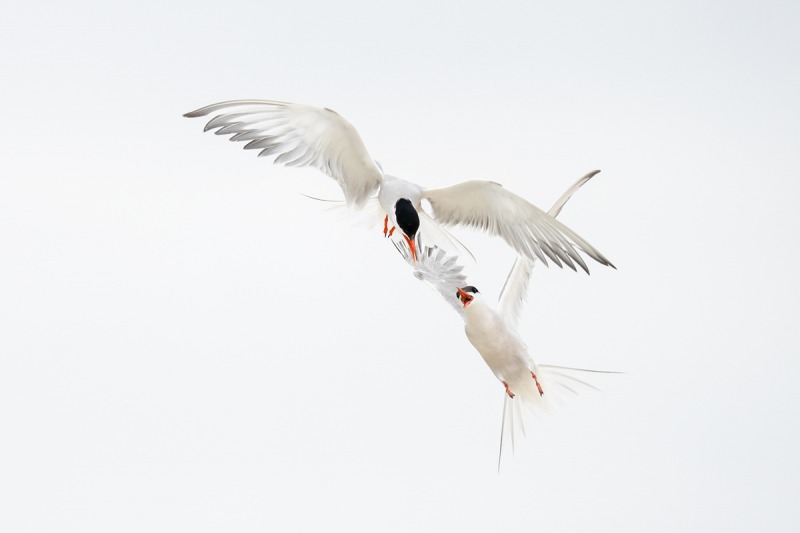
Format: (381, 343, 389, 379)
(394, 236, 468, 317)
(422, 171, 612, 273)
(497, 170, 603, 327)
(184, 100, 383, 208)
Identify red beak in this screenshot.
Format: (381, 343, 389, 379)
(456, 287, 472, 307)
(402, 234, 417, 262)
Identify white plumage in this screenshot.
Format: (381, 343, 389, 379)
(185, 99, 614, 272)
(396, 170, 618, 468)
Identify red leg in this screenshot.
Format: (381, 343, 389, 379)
(503, 381, 515, 399)
(383, 215, 389, 237)
(388, 226, 396, 237)
(531, 372, 544, 396)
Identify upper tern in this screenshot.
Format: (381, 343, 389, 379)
(185, 99, 614, 271)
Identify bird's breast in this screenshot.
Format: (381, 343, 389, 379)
(464, 307, 529, 380)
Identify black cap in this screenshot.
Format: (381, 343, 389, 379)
(394, 198, 420, 239)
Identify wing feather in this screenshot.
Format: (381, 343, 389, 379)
(422, 175, 613, 272)
(497, 170, 603, 326)
(185, 100, 383, 207)
(393, 237, 468, 317)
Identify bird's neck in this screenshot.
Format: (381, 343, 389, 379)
(464, 300, 501, 329)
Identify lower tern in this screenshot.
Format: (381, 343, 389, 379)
(397, 170, 618, 467)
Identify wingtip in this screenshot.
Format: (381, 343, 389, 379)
(602, 257, 617, 270)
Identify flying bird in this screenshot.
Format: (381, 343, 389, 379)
(184, 99, 614, 271)
(396, 170, 618, 468)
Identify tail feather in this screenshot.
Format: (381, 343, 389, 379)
(541, 364, 623, 397)
(497, 364, 621, 470)
(498, 394, 508, 473)
(515, 398, 527, 439)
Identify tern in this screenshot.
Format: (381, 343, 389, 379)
(185, 99, 614, 271)
(396, 170, 618, 467)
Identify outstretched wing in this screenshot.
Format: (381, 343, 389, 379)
(184, 100, 383, 207)
(422, 172, 612, 273)
(394, 236, 468, 317)
(497, 170, 602, 327)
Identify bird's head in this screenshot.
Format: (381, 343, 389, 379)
(395, 198, 420, 261)
(456, 285, 480, 308)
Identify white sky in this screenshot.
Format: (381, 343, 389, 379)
(2, 1, 799, 531)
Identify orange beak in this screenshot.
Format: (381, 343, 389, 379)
(402, 234, 417, 262)
(456, 287, 473, 308)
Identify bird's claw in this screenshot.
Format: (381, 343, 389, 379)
(531, 372, 544, 396)
(503, 381, 515, 399)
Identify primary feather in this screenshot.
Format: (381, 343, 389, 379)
(394, 235, 468, 317)
(497, 170, 603, 327)
(184, 100, 382, 207)
(423, 177, 613, 273)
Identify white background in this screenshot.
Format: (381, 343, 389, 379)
(2, 1, 799, 531)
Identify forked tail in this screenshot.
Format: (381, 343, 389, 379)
(497, 364, 622, 472)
